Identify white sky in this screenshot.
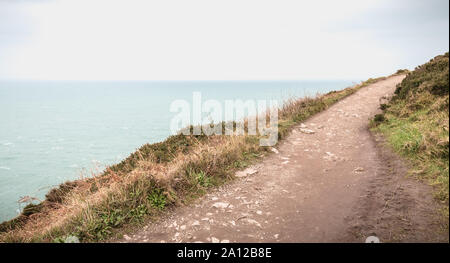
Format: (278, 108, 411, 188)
(0, 0, 448, 80)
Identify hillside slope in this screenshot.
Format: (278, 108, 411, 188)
(1, 77, 385, 242)
(373, 53, 449, 223)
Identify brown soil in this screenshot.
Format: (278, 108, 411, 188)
(120, 75, 448, 243)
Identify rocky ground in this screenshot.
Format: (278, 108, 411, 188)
(119, 75, 446, 243)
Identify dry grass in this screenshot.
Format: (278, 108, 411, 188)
(0, 77, 386, 242)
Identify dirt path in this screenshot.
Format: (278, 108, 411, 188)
(121, 75, 446, 243)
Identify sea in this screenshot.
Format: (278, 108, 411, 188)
(0, 80, 355, 222)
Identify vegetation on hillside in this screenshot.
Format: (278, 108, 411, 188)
(0, 76, 389, 243)
(372, 53, 449, 219)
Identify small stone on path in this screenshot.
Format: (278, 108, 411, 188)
(299, 128, 315, 134)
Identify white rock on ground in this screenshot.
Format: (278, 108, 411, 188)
(299, 128, 315, 134)
(212, 202, 230, 209)
(235, 167, 258, 178)
(244, 218, 262, 228)
(354, 167, 365, 173)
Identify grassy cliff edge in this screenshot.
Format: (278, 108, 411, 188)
(0, 76, 393, 243)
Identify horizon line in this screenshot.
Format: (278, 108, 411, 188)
(0, 77, 367, 82)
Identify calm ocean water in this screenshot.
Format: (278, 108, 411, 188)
(0, 80, 354, 222)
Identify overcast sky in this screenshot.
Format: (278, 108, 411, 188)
(0, 0, 448, 81)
